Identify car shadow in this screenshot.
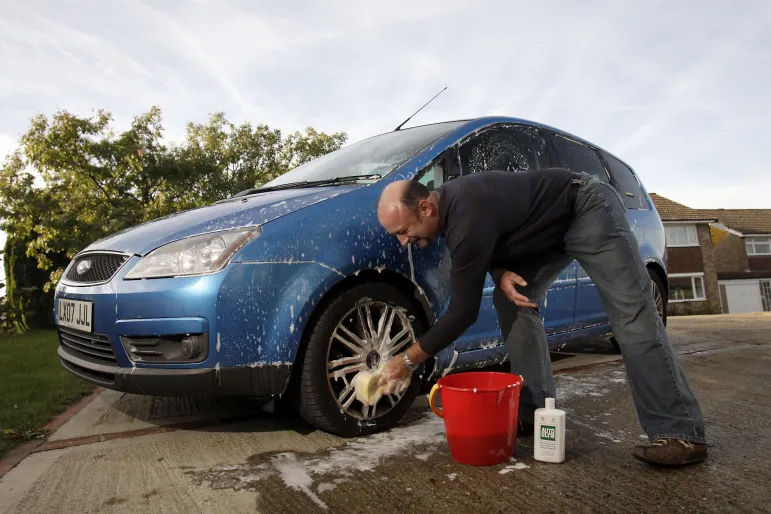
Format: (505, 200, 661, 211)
(101, 336, 619, 437)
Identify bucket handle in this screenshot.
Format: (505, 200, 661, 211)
(429, 383, 443, 418)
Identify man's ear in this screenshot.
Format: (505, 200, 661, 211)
(418, 199, 430, 217)
(419, 197, 435, 216)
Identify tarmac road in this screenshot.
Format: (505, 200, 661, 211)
(0, 313, 769, 513)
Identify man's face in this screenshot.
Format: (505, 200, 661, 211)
(379, 199, 439, 248)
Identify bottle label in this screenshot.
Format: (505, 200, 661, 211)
(539, 424, 557, 454)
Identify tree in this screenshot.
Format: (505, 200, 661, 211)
(0, 241, 33, 333)
(0, 107, 347, 326)
(173, 114, 347, 206)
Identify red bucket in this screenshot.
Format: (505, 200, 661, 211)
(429, 371, 523, 466)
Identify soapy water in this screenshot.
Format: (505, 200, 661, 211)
(190, 413, 446, 507)
(498, 462, 530, 474)
(271, 452, 327, 509)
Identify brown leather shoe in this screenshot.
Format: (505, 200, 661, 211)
(633, 438, 707, 466)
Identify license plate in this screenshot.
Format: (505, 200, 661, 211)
(58, 298, 94, 333)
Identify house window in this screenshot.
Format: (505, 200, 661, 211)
(665, 225, 699, 247)
(669, 273, 706, 302)
(746, 236, 771, 256)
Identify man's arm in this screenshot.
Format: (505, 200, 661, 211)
(413, 211, 498, 357)
(379, 222, 495, 391)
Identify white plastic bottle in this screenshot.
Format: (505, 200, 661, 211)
(534, 397, 566, 463)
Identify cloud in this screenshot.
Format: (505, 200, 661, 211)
(0, 134, 17, 161)
(0, 0, 769, 208)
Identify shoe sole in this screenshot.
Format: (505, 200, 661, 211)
(632, 452, 707, 467)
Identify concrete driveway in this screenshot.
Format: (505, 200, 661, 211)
(1, 314, 769, 513)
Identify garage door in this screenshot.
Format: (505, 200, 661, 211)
(724, 282, 763, 313)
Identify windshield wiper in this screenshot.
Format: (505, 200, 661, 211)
(232, 181, 310, 197)
(231, 174, 382, 199)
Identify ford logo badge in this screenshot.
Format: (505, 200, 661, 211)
(76, 260, 92, 275)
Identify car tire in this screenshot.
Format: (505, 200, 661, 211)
(611, 268, 668, 350)
(292, 282, 426, 437)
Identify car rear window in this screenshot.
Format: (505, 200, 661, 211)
(601, 151, 649, 210)
(550, 133, 610, 183)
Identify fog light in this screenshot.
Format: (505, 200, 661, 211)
(181, 335, 202, 359)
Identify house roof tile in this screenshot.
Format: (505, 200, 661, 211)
(650, 194, 771, 234)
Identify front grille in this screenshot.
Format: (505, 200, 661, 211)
(65, 253, 129, 284)
(59, 327, 118, 364)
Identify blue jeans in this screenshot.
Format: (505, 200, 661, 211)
(492, 173, 706, 444)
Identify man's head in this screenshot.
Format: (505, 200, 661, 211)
(377, 180, 441, 248)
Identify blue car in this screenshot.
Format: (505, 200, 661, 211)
(54, 116, 669, 436)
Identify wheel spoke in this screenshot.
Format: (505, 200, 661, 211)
(388, 394, 399, 407)
(378, 307, 396, 352)
(329, 362, 367, 381)
(386, 325, 409, 349)
(389, 330, 413, 356)
(334, 325, 368, 355)
(377, 307, 396, 349)
(363, 305, 378, 342)
(362, 403, 371, 419)
(356, 308, 371, 343)
(339, 382, 357, 409)
(328, 354, 365, 371)
(372, 400, 378, 418)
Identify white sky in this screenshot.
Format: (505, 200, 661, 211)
(1, 0, 770, 284)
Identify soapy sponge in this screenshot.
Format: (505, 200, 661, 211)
(353, 371, 385, 406)
(353, 370, 411, 406)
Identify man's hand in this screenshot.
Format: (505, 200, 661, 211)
(499, 270, 538, 308)
(378, 354, 412, 395)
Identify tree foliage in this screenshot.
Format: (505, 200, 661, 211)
(0, 107, 347, 329)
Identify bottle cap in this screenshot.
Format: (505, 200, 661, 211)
(545, 397, 556, 409)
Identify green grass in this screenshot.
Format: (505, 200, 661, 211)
(0, 329, 93, 457)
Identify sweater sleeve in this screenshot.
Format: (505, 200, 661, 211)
(417, 210, 497, 356)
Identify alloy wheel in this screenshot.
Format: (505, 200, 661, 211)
(653, 280, 664, 321)
(326, 300, 417, 420)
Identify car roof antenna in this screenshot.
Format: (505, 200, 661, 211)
(393, 86, 447, 131)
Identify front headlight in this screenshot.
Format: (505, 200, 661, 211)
(125, 228, 261, 279)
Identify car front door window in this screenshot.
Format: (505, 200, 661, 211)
(417, 162, 444, 191)
(457, 125, 549, 176)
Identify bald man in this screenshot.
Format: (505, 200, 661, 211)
(376, 168, 707, 467)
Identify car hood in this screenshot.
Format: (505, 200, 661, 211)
(83, 186, 359, 256)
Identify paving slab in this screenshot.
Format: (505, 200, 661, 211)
(48, 390, 266, 441)
(0, 313, 769, 513)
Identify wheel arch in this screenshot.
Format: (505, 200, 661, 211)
(286, 268, 436, 392)
(645, 259, 668, 301)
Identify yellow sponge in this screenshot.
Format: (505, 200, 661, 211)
(353, 371, 384, 405)
(353, 370, 410, 406)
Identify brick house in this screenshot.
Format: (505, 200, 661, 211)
(650, 194, 771, 315)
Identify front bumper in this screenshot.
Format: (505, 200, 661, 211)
(58, 344, 292, 397)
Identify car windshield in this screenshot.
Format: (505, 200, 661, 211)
(262, 121, 465, 187)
